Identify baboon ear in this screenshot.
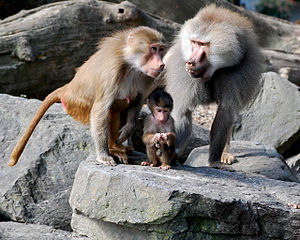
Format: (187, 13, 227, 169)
(127, 32, 134, 47)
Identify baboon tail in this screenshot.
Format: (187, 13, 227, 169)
(8, 87, 63, 167)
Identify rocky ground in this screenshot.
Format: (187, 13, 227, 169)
(192, 104, 217, 129)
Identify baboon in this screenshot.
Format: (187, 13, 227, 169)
(163, 5, 262, 167)
(9, 26, 166, 167)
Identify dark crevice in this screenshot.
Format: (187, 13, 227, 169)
(118, 8, 124, 14)
(0, 212, 11, 222)
(278, 131, 300, 159)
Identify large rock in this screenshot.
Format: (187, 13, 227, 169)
(70, 155, 300, 240)
(0, 94, 92, 230)
(233, 72, 300, 159)
(0, 0, 179, 99)
(0, 221, 88, 240)
(185, 141, 299, 182)
(178, 124, 210, 162)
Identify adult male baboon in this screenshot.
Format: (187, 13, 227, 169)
(163, 5, 262, 167)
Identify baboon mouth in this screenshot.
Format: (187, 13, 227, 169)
(187, 69, 195, 74)
(186, 67, 206, 79)
(151, 68, 163, 73)
(148, 69, 162, 78)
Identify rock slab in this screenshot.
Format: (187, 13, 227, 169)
(185, 141, 299, 182)
(0, 94, 92, 230)
(233, 72, 300, 158)
(69, 154, 300, 240)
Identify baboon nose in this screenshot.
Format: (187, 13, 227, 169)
(186, 61, 194, 66)
(160, 63, 165, 71)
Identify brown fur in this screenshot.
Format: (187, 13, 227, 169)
(9, 26, 165, 167)
(108, 99, 132, 164)
(142, 90, 176, 170)
(142, 130, 176, 169)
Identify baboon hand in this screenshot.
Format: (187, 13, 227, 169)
(160, 163, 171, 170)
(116, 123, 134, 144)
(152, 133, 161, 144)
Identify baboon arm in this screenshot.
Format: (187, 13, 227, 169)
(90, 99, 112, 158)
(145, 145, 159, 166)
(167, 132, 176, 147)
(117, 94, 143, 143)
(142, 132, 156, 147)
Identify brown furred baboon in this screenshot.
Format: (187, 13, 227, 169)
(9, 26, 166, 167)
(142, 88, 176, 170)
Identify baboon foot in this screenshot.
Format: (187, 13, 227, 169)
(97, 155, 117, 166)
(221, 152, 235, 165)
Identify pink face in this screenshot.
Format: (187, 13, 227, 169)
(142, 43, 165, 78)
(153, 106, 170, 124)
(186, 39, 211, 80)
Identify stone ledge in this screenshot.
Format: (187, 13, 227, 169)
(69, 154, 300, 239)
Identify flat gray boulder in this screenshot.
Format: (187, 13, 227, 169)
(0, 94, 92, 230)
(70, 155, 300, 240)
(233, 72, 300, 158)
(185, 141, 299, 182)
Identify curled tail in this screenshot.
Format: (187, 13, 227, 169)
(8, 87, 63, 167)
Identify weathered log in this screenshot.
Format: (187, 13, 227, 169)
(0, 0, 179, 99)
(263, 49, 300, 87)
(108, 0, 300, 51)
